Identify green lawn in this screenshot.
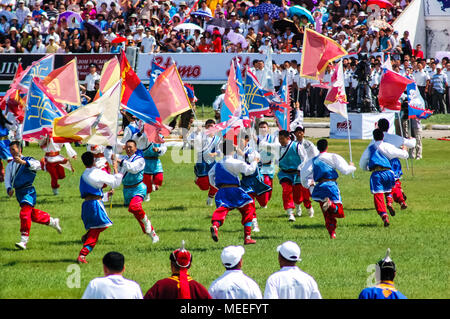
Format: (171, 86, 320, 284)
(0, 138, 449, 299)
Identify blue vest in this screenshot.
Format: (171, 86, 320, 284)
(368, 144, 392, 170)
(359, 283, 407, 299)
(390, 158, 402, 179)
(312, 155, 339, 182)
(79, 173, 103, 199)
(142, 143, 163, 174)
(214, 162, 240, 187)
(0, 125, 8, 137)
(122, 154, 144, 186)
(12, 157, 37, 190)
(279, 141, 302, 171)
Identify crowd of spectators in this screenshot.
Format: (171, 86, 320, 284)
(1, 0, 448, 113)
(0, 0, 414, 55)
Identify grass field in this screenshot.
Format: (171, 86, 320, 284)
(0, 138, 449, 299)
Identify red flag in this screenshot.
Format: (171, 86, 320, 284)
(42, 59, 81, 106)
(1, 63, 24, 111)
(300, 28, 348, 80)
(378, 69, 414, 111)
(149, 64, 192, 123)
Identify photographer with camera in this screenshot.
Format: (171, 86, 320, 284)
(354, 53, 377, 113)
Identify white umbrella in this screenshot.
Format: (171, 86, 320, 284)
(174, 23, 204, 32)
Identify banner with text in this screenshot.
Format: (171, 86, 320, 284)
(136, 53, 302, 82)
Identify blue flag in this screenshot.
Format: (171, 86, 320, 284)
(23, 78, 65, 140)
(271, 74, 291, 131)
(244, 68, 271, 117)
(18, 55, 55, 91)
(406, 80, 433, 120)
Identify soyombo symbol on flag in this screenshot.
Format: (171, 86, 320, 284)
(300, 28, 347, 79)
(52, 81, 121, 146)
(18, 55, 55, 91)
(42, 58, 81, 106)
(23, 78, 66, 141)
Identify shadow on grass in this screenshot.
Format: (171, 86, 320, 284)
(152, 206, 188, 212)
(347, 208, 374, 212)
(292, 224, 325, 230)
(3, 258, 76, 265)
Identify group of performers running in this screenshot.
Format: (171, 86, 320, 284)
(1, 108, 416, 263)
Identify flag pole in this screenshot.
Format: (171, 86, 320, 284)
(345, 116, 354, 178)
(408, 118, 414, 177)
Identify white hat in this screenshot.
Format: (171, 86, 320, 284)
(221, 245, 245, 268)
(86, 1, 94, 6)
(221, 83, 227, 90)
(277, 241, 301, 262)
(436, 64, 443, 69)
(49, 35, 55, 40)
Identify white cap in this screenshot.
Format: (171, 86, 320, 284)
(221, 83, 227, 90)
(436, 64, 443, 69)
(49, 35, 55, 40)
(221, 245, 245, 268)
(277, 241, 301, 262)
(86, 1, 94, 6)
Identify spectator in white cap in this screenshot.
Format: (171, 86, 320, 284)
(46, 35, 59, 53)
(208, 245, 262, 299)
(264, 241, 322, 299)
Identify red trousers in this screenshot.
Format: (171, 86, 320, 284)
(45, 161, 66, 189)
(319, 201, 344, 235)
(374, 193, 393, 218)
(19, 204, 50, 237)
(128, 196, 152, 233)
(195, 176, 218, 198)
(254, 175, 273, 207)
(143, 173, 164, 194)
(391, 180, 406, 204)
(79, 227, 107, 256)
(281, 182, 312, 210)
(248, 195, 258, 219)
(211, 203, 255, 228)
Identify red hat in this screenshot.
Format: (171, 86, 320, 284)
(170, 241, 192, 299)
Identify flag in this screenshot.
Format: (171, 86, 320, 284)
(148, 60, 197, 102)
(324, 61, 348, 119)
(221, 59, 242, 123)
(149, 63, 192, 124)
(17, 55, 55, 91)
(406, 80, 433, 119)
(382, 54, 393, 71)
(120, 52, 161, 125)
(149, 60, 167, 90)
(271, 74, 291, 131)
(94, 56, 120, 101)
(22, 78, 66, 141)
(300, 28, 348, 80)
(1, 62, 24, 111)
(42, 58, 81, 106)
(244, 67, 272, 117)
(53, 81, 121, 145)
(184, 83, 198, 103)
(378, 69, 413, 111)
